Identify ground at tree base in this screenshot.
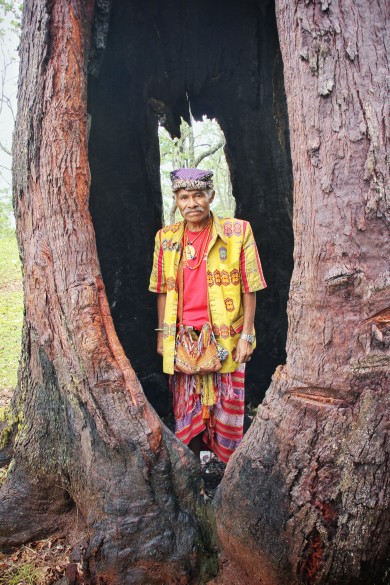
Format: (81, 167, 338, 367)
(1, 385, 225, 585)
(0, 456, 225, 585)
(0, 532, 88, 585)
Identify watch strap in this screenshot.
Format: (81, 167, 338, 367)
(240, 333, 255, 343)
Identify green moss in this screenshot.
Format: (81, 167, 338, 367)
(0, 457, 15, 487)
(0, 408, 19, 448)
(0, 425, 11, 448)
(194, 497, 219, 583)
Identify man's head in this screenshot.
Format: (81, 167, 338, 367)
(170, 168, 215, 225)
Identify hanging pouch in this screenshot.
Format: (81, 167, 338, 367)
(174, 322, 222, 375)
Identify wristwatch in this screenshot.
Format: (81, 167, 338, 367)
(240, 333, 255, 344)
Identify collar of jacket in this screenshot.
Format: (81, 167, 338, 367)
(170, 211, 228, 245)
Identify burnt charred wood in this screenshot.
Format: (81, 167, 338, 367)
(87, 0, 293, 409)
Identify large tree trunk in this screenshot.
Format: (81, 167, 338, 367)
(1, 1, 216, 583)
(215, 1, 390, 584)
(1, 0, 388, 584)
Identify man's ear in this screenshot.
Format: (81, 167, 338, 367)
(209, 190, 216, 204)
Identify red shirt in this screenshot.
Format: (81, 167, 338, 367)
(181, 229, 210, 329)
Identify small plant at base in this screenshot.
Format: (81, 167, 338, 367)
(0, 561, 45, 585)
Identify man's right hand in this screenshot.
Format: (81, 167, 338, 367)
(156, 294, 167, 357)
(157, 331, 163, 356)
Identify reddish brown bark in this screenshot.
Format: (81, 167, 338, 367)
(1, 0, 216, 582)
(215, 1, 389, 584)
(1, 0, 388, 583)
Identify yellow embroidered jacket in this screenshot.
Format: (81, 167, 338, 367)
(149, 213, 267, 374)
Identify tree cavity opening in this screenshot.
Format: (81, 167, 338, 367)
(159, 115, 236, 226)
(87, 0, 294, 425)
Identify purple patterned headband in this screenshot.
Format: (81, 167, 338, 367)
(170, 168, 214, 192)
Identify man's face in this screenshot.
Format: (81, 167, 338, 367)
(175, 189, 215, 225)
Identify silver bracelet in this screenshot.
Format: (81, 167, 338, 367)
(240, 333, 255, 343)
(155, 328, 163, 332)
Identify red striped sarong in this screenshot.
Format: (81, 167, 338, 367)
(169, 364, 245, 463)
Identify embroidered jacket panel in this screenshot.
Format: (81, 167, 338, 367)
(149, 213, 267, 374)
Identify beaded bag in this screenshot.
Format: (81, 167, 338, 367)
(174, 323, 222, 375)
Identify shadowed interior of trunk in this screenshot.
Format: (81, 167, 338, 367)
(87, 0, 293, 420)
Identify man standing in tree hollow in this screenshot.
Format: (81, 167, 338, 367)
(149, 168, 267, 463)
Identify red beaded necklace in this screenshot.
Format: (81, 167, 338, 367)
(183, 219, 212, 270)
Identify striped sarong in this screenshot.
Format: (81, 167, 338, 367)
(169, 364, 245, 463)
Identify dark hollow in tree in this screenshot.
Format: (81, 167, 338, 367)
(87, 0, 293, 415)
(1, 0, 389, 584)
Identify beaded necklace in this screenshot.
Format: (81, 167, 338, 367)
(184, 218, 211, 261)
(183, 220, 212, 270)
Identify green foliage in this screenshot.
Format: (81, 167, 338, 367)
(0, 189, 14, 237)
(0, 230, 23, 393)
(0, 1, 22, 36)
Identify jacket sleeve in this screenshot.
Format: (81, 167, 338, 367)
(239, 221, 267, 293)
(149, 230, 167, 293)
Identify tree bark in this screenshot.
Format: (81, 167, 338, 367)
(2, 0, 388, 583)
(215, 1, 389, 584)
(1, 1, 216, 582)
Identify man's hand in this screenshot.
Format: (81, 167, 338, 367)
(156, 294, 166, 357)
(233, 292, 257, 363)
(157, 331, 163, 356)
(232, 337, 253, 363)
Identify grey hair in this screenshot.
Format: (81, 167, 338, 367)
(169, 198, 178, 225)
(173, 188, 214, 200)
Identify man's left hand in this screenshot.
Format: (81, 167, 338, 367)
(233, 338, 254, 363)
